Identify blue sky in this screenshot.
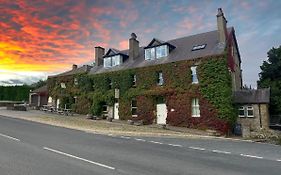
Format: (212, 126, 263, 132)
(0, 0, 280, 87)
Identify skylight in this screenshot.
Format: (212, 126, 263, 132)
(192, 44, 206, 51)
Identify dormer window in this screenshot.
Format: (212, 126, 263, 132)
(192, 44, 206, 51)
(145, 47, 155, 60)
(103, 55, 122, 68)
(145, 45, 168, 60)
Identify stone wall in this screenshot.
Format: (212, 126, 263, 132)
(237, 104, 270, 137)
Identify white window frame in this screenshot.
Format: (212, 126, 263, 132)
(246, 106, 254, 118)
(158, 72, 164, 86)
(112, 55, 122, 67)
(191, 98, 200, 117)
(191, 66, 199, 84)
(131, 99, 137, 117)
(238, 106, 245, 118)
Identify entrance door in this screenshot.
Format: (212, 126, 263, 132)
(157, 103, 167, 124)
(114, 103, 119, 120)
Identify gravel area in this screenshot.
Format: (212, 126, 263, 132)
(0, 107, 223, 138)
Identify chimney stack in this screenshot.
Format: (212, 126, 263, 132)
(72, 64, 78, 70)
(129, 33, 139, 60)
(216, 8, 227, 43)
(95, 46, 105, 66)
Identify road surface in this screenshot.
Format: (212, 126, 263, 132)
(0, 115, 280, 175)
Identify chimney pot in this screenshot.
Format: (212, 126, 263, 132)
(72, 64, 78, 70)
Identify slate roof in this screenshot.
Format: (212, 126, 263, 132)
(89, 27, 235, 75)
(48, 65, 93, 78)
(32, 85, 48, 93)
(233, 88, 270, 104)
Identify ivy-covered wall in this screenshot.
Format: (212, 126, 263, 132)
(48, 55, 236, 133)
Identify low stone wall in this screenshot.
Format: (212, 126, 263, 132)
(0, 101, 24, 107)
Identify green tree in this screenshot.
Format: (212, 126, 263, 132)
(258, 45, 281, 115)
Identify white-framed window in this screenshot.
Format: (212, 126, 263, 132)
(74, 78, 78, 85)
(145, 45, 169, 60)
(191, 98, 200, 117)
(238, 106, 245, 117)
(61, 83, 66, 89)
(246, 106, 254, 118)
(145, 47, 156, 60)
(131, 99, 137, 117)
(112, 55, 121, 67)
(132, 74, 137, 87)
(191, 66, 199, 84)
(104, 57, 112, 68)
(103, 55, 122, 68)
(239, 105, 254, 118)
(157, 72, 164, 86)
(156, 45, 168, 58)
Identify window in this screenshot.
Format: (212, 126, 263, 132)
(74, 78, 78, 85)
(108, 79, 112, 89)
(145, 45, 168, 60)
(192, 44, 206, 51)
(246, 106, 254, 117)
(103, 55, 122, 68)
(60, 83, 66, 89)
(191, 98, 200, 117)
(239, 105, 254, 118)
(157, 72, 164, 86)
(238, 106, 245, 117)
(191, 66, 198, 84)
(132, 74, 137, 87)
(145, 48, 155, 60)
(104, 57, 112, 68)
(112, 55, 121, 67)
(156, 45, 168, 58)
(131, 99, 137, 116)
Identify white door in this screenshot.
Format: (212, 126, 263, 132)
(157, 103, 167, 124)
(114, 103, 119, 120)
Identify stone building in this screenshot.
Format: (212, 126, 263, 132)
(233, 88, 270, 137)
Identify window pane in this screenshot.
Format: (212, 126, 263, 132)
(239, 106, 245, 117)
(158, 72, 164, 85)
(247, 106, 254, 117)
(131, 99, 137, 107)
(151, 48, 155, 60)
(191, 66, 199, 84)
(191, 98, 200, 117)
(145, 49, 150, 60)
(104, 57, 112, 67)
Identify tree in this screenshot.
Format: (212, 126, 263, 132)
(31, 79, 47, 89)
(258, 45, 281, 115)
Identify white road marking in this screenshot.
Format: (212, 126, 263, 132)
(212, 150, 231, 154)
(189, 146, 206, 151)
(276, 159, 281, 162)
(120, 136, 130, 139)
(43, 147, 115, 170)
(167, 144, 183, 147)
(134, 138, 146, 142)
(0, 133, 20, 142)
(240, 154, 263, 159)
(149, 141, 163, 144)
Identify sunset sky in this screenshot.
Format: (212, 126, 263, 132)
(0, 0, 280, 86)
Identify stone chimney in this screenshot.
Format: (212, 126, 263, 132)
(129, 33, 139, 60)
(216, 8, 228, 43)
(95, 46, 105, 66)
(72, 64, 78, 70)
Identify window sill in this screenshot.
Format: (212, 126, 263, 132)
(132, 115, 138, 118)
(192, 115, 200, 118)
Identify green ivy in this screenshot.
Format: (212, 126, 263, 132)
(198, 57, 237, 123)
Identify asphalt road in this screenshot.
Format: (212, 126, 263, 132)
(0, 115, 280, 175)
